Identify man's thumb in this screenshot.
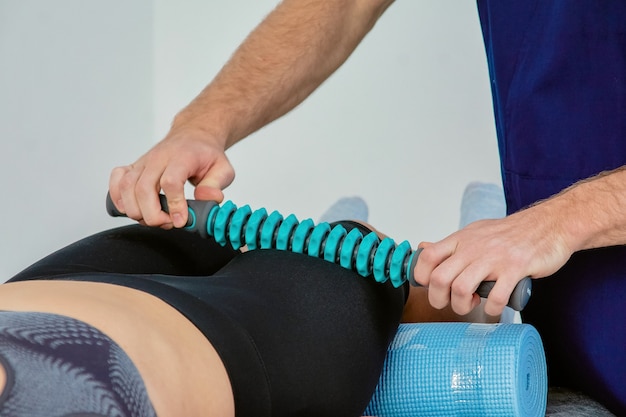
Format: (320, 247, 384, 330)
(194, 181, 225, 202)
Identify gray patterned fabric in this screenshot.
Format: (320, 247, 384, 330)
(0, 311, 156, 417)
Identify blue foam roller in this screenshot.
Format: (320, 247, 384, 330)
(365, 323, 547, 417)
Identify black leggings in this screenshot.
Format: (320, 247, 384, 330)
(9, 225, 407, 417)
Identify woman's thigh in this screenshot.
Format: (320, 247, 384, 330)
(7, 223, 408, 416)
(207, 249, 408, 417)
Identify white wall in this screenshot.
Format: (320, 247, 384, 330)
(154, 0, 501, 246)
(0, 1, 153, 279)
(1, 0, 501, 279)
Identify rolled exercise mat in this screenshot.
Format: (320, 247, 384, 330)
(365, 323, 547, 417)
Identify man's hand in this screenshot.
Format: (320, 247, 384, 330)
(109, 127, 235, 229)
(108, 0, 394, 231)
(413, 203, 573, 316)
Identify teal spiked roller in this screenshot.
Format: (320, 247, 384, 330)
(106, 194, 532, 311)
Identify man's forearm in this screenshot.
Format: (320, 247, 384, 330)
(538, 166, 626, 253)
(172, 0, 394, 148)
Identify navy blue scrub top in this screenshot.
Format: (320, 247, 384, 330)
(475, 4, 626, 413)
(476, 1, 626, 214)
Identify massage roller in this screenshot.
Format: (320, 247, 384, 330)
(106, 193, 531, 311)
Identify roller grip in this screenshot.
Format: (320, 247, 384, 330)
(408, 247, 532, 311)
(105, 192, 125, 218)
(105, 192, 218, 238)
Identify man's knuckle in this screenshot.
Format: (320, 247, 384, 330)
(451, 280, 473, 297)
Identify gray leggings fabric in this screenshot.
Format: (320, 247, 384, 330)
(0, 311, 156, 417)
